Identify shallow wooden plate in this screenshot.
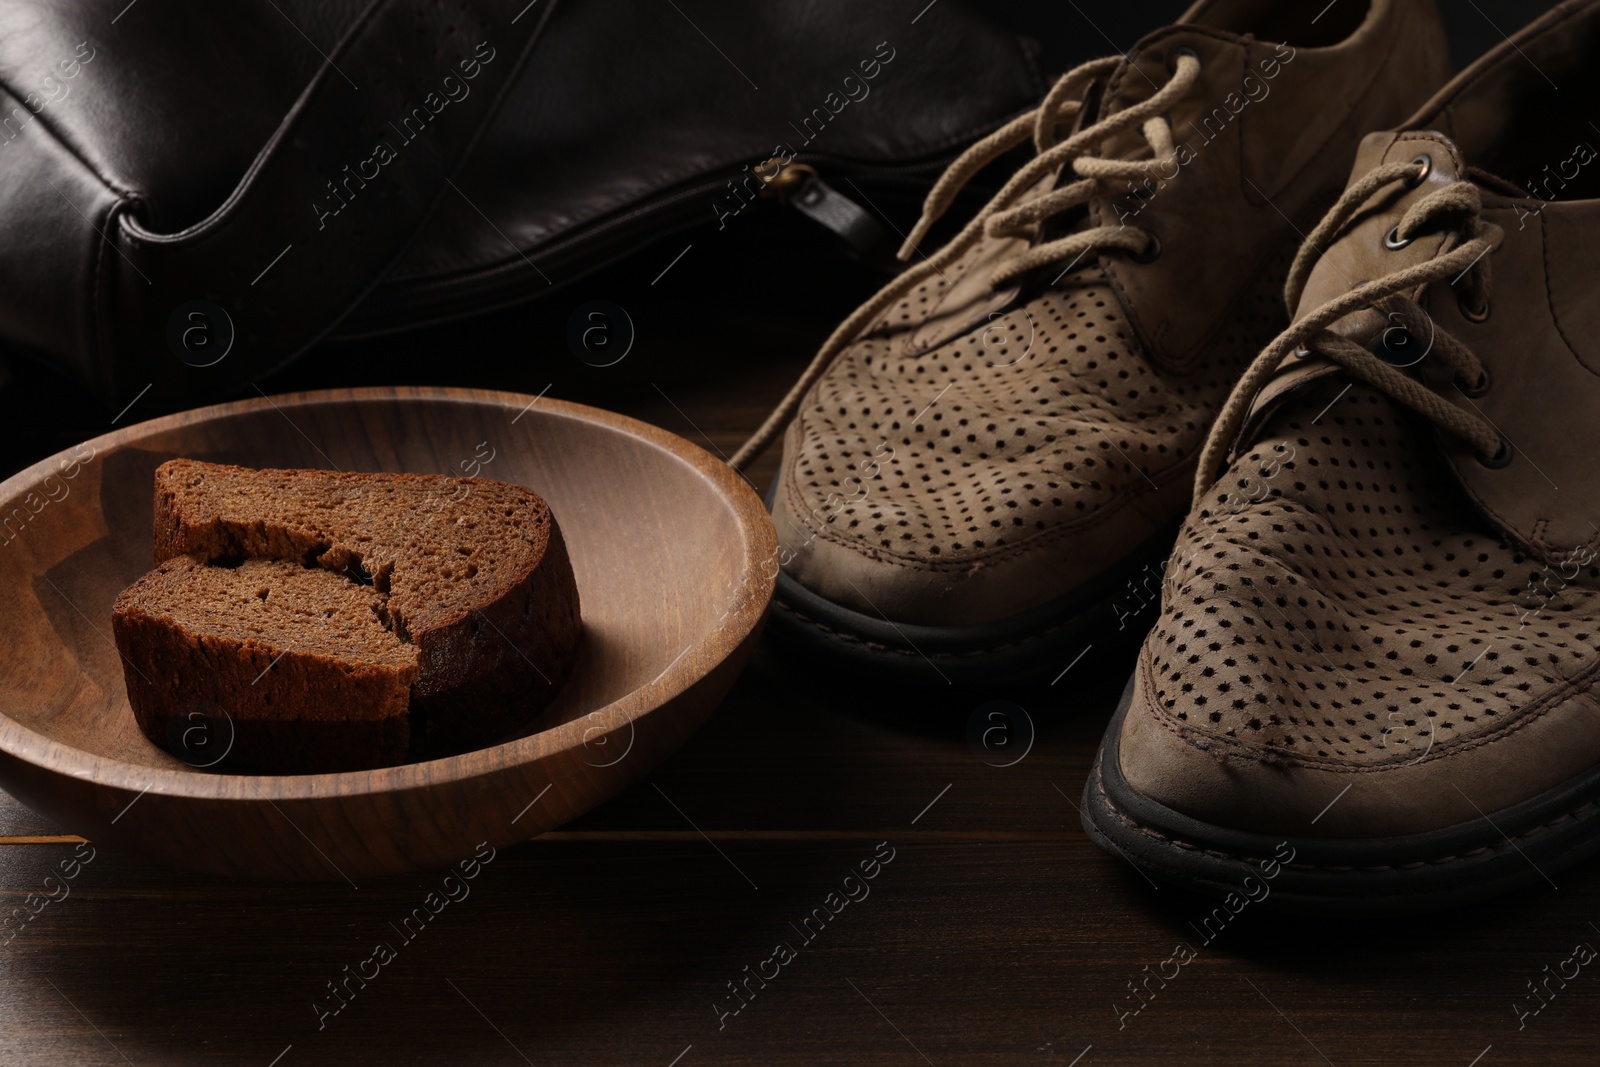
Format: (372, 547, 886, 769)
(0, 386, 776, 880)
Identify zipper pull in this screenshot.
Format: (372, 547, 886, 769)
(757, 162, 900, 274)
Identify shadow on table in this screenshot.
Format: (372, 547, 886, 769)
(2, 831, 861, 1062)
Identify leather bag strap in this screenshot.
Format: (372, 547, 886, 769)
(99, 0, 559, 406)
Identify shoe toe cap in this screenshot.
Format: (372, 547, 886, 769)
(1115, 649, 1600, 839)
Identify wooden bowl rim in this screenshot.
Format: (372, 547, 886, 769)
(0, 385, 777, 801)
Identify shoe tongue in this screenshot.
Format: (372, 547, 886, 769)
(1235, 130, 1471, 438)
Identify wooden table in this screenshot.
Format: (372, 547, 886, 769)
(2, 107, 1596, 1067)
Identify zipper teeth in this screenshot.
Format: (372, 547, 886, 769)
(344, 151, 974, 333)
(475, 150, 963, 262)
(541, 153, 966, 251)
(366, 95, 1036, 308)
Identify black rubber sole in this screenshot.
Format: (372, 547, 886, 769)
(1082, 673, 1600, 915)
(765, 525, 1175, 688)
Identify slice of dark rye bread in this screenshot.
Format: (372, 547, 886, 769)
(111, 459, 582, 773)
(113, 557, 420, 770)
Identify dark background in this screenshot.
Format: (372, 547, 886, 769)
(0, 0, 1566, 485)
(988, 0, 1546, 79)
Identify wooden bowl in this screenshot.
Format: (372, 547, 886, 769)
(0, 387, 776, 880)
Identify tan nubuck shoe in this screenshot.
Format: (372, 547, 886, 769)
(1084, 0, 1600, 914)
(734, 0, 1450, 685)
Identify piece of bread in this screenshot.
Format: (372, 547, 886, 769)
(111, 459, 581, 772)
(113, 556, 418, 771)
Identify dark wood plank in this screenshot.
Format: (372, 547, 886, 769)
(3, 835, 1599, 1066)
(0, 789, 59, 839)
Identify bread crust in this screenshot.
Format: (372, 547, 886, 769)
(111, 460, 581, 771)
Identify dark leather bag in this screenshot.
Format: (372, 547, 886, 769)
(0, 0, 1042, 409)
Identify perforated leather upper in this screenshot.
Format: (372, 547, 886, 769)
(788, 256, 1285, 563)
(1149, 378, 1597, 768)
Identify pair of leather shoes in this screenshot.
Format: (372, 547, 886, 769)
(742, 0, 1600, 914)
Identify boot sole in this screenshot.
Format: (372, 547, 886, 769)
(766, 526, 1175, 688)
(1082, 673, 1600, 915)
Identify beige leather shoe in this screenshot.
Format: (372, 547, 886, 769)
(738, 0, 1450, 685)
(1085, 0, 1600, 913)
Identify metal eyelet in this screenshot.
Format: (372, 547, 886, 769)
(1131, 233, 1161, 264)
(1455, 367, 1491, 398)
(1167, 46, 1199, 73)
(1404, 153, 1433, 189)
(1384, 225, 1412, 251)
(1478, 435, 1514, 469)
(1375, 327, 1426, 368)
(1293, 347, 1315, 360)
(1458, 294, 1491, 323)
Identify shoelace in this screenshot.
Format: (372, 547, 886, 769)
(730, 51, 1204, 472)
(1193, 160, 1505, 499)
